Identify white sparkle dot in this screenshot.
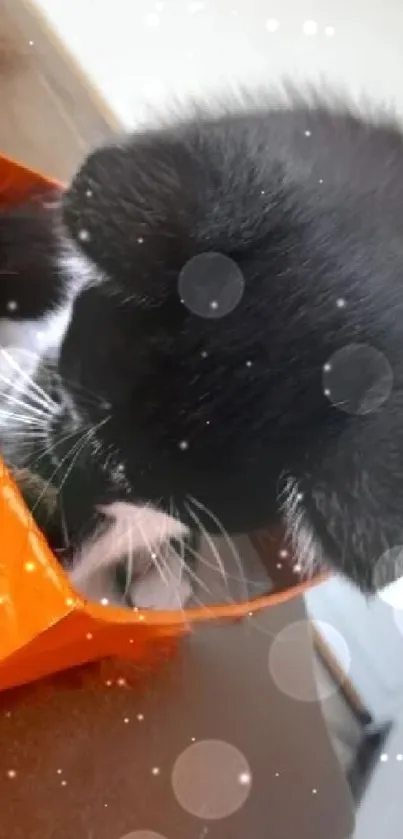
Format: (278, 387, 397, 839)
(152, 767, 161, 775)
(137, 713, 144, 721)
(293, 564, 302, 573)
(191, 737, 196, 742)
(7, 770, 17, 779)
(201, 351, 208, 358)
(117, 677, 126, 687)
(6, 300, 18, 312)
(238, 771, 252, 785)
(129, 638, 134, 644)
(137, 237, 144, 244)
(105, 680, 112, 687)
(86, 633, 93, 640)
(138, 614, 145, 622)
(325, 25, 335, 37)
(303, 20, 318, 35)
(265, 18, 279, 33)
(380, 753, 389, 762)
(279, 549, 288, 558)
(304, 130, 312, 137)
(65, 597, 75, 607)
(144, 12, 160, 26)
(336, 298, 346, 308)
(85, 189, 93, 198)
(275, 772, 280, 777)
(246, 360, 253, 367)
(151, 552, 157, 560)
(324, 388, 331, 397)
(29, 40, 34, 46)
(61, 780, 67, 787)
(124, 717, 130, 724)
(24, 561, 36, 573)
(248, 611, 254, 617)
(319, 178, 324, 184)
(57, 769, 63, 775)
(100, 597, 109, 606)
(312, 788, 318, 794)
(206, 420, 210, 425)
(297, 492, 304, 501)
(210, 300, 219, 311)
(323, 363, 332, 372)
(179, 440, 189, 450)
(397, 754, 403, 761)
(276, 563, 282, 569)
(78, 229, 90, 242)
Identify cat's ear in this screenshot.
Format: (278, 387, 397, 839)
(62, 135, 194, 303)
(0, 198, 64, 321)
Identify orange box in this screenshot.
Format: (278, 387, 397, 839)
(0, 152, 325, 692)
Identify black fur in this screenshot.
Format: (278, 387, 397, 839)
(0, 191, 64, 319)
(3, 93, 403, 591)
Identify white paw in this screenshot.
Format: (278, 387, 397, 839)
(130, 557, 193, 611)
(69, 500, 192, 610)
(68, 565, 123, 606)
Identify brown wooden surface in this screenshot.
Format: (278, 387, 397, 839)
(0, 596, 354, 839)
(0, 0, 118, 181)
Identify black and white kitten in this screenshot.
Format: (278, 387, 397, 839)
(2, 92, 403, 608)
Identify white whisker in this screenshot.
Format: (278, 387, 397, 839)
(0, 349, 55, 409)
(185, 502, 230, 593)
(124, 517, 135, 599)
(0, 387, 54, 420)
(29, 432, 87, 517)
(0, 411, 46, 427)
(56, 423, 100, 495)
(137, 514, 169, 587)
(30, 416, 109, 518)
(188, 495, 250, 602)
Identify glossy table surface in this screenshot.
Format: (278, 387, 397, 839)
(0, 594, 354, 839)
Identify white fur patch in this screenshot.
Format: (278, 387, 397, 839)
(281, 475, 321, 578)
(69, 501, 192, 610)
(0, 307, 70, 366)
(59, 239, 104, 291)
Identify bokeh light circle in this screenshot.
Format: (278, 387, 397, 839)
(171, 739, 252, 819)
(373, 546, 403, 609)
(322, 344, 393, 415)
(268, 620, 351, 702)
(178, 252, 245, 319)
